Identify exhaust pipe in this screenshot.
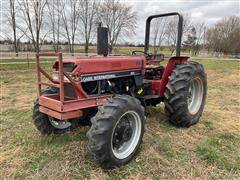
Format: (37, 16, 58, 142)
(97, 23, 109, 57)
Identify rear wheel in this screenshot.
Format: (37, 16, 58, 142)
(164, 61, 207, 127)
(87, 95, 145, 169)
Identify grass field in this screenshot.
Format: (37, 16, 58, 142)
(0, 59, 240, 179)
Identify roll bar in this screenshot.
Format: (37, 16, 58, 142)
(144, 12, 183, 57)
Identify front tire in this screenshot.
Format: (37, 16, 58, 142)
(32, 87, 70, 134)
(164, 61, 207, 127)
(87, 95, 145, 169)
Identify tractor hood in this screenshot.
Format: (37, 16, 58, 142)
(55, 56, 146, 75)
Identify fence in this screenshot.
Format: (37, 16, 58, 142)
(1, 50, 239, 70)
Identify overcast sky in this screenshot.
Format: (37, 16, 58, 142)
(121, 0, 240, 44)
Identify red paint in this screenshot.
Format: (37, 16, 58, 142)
(151, 80, 162, 95)
(158, 56, 189, 96)
(39, 94, 111, 113)
(35, 53, 188, 120)
(39, 106, 82, 120)
(55, 56, 146, 75)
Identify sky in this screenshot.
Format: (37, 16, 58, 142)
(121, 0, 240, 44)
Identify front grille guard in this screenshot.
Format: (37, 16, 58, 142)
(35, 52, 111, 120)
(35, 52, 87, 102)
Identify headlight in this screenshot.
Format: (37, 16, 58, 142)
(52, 72, 70, 82)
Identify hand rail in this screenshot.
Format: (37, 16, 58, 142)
(35, 52, 88, 103)
(35, 52, 65, 103)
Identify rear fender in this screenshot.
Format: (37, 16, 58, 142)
(159, 56, 189, 96)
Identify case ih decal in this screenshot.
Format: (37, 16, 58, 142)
(80, 69, 142, 82)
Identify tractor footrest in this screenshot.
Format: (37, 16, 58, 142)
(39, 106, 82, 120)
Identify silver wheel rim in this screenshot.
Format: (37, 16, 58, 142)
(111, 111, 142, 160)
(48, 116, 71, 129)
(187, 77, 204, 115)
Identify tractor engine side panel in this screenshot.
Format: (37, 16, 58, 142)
(64, 56, 146, 97)
(69, 56, 146, 74)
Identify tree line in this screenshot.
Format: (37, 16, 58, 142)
(2, 0, 239, 56)
(151, 15, 240, 56)
(2, 0, 136, 56)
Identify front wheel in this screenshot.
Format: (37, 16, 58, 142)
(32, 87, 71, 134)
(87, 95, 145, 169)
(164, 61, 207, 127)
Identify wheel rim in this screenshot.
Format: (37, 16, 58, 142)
(187, 77, 204, 115)
(48, 116, 71, 129)
(111, 111, 142, 160)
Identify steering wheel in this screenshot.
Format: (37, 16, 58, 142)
(132, 51, 153, 61)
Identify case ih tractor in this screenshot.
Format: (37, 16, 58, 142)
(33, 13, 207, 168)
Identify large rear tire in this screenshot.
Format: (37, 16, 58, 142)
(164, 61, 207, 127)
(87, 95, 145, 169)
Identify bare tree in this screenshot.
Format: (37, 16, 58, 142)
(165, 15, 192, 55)
(79, 0, 99, 55)
(165, 18, 178, 54)
(61, 0, 81, 55)
(206, 16, 240, 54)
(98, 0, 137, 54)
(18, 0, 47, 52)
(5, 0, 26, 56)
(151, 18, 168, 54)
(8, 0, 18, 55)
(46, 0, 62, 52)
(192, 23, 205, 55)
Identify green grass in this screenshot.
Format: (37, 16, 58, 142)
(0, 62, 55, 71)
(194, 59, 240, 70)
(196, 133, 240, 172)
(202, 119, 215, 130)
(156, 138, 187, 161)
(0, 59, 239, 179)
(0, 57, 55, 63)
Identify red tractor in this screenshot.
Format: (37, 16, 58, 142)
(33, 13, 207, 168)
